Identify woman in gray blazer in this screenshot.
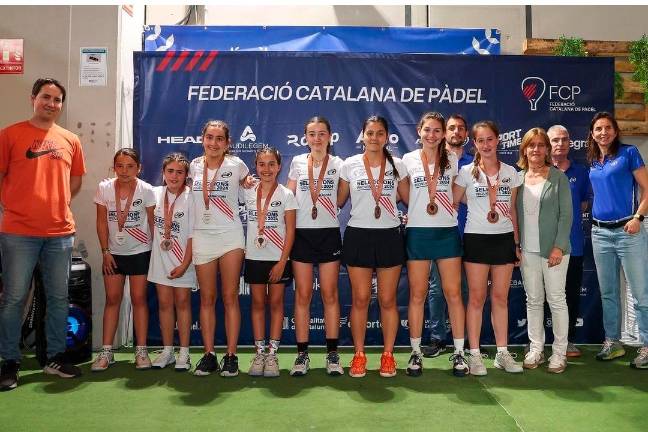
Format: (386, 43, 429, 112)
(516, 127, 572, 373)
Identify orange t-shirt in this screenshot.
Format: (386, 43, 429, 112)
(0, 121, 86, 236)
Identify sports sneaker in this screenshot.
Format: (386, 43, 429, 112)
(135, 347, 152, 370)
(325, 351, 344, 376)
(152, 349, 176, 369)
(349, 352, 367, 378)
(220, 353, 239, 377)
(450, 352, 469, 377)
(523, 350, 546, 369)
(290, 352, 310, 377)
(406, 352, 423, 377)
(264, 353, 280, 377)
(194, 352, 219, 376)
(547, 354, 567, 374)
(566, 342, 581, 358)
(43, 353, 82, 378)
(248, 352, 265, 377)
(0, 360, 20, 391)
(494, 351, 523, 373)
(467, 352, 487, 376)
(379, 352, 397, 378)
(596, 339, 625, 361)
(175, 351, 191, 372)
(91, 347, 115, 372)
(422, 339, 446, 358)
(630, 346, 648, 369)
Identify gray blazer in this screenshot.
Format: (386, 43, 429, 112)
(516, 166, 573, 258)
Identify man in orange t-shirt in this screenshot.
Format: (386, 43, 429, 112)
(0, 78, 86, 391)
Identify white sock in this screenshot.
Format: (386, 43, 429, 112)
(179, 347, 189, 355)
(469, 349, 480, 356)
(163, 345, 173, 354)
(254, 340, 266, 354)
(410, 337, 422, 354)
(497, 346, 508, 354)
(269, 339, 280, 355)
(453, 338, 464, 354)
(102, 345, 112, 351)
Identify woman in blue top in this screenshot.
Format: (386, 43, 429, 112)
(588, 112, 648, 369)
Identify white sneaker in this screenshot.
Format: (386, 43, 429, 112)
(152, 349, 175, 369)
(248, 352, 265, 377)
(547, 354, 567, 374)
(135, 346, 152, 370)
(467, 352, 487, 376)
(91, 348, 114, 372)
(290, 352, 310, 377)
(523, 350, 545, 369)
(175, 351, 191, 372)
(494, 351, 523, 373)
(264, 353, 280, 378)
(325, 351, 344, 376)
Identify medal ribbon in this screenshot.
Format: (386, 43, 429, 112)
(362, 153, 386, 215)
(420, 149, 440, 210)
(114, 179, 136, 232)
(307, 153, 329, 215)
(256, 182, 279, 237)
(482, 161, 501, 216)
(163, 185, 185, 240)
(202, 156, 222, 211)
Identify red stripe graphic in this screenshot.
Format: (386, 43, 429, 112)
(495, 202, 512, 220)
(264, 228, 285, 251)
(210, 197, 234, 220)
(184, 50, 204, 71)
(199, 51, 219, 71)
(156, 51, 176, 72)
(126, 228, 149, 244)
(171, 238, 183, 263)
(523, 84, 536, 99)
(317, 196, 337, 219)
(378, 196, 396, 218)
(171, 51, 190, 71)
(436, 192, 455, 215)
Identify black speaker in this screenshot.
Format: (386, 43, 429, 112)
(20, 255, 92, 365)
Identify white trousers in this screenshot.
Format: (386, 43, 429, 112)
(520, 251, 570, 356)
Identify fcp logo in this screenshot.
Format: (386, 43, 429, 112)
(521, 77, 546, 111)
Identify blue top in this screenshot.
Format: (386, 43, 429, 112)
(589, 144, 644, 222)
(456, 149, 474, 235)
(563, 160, 591, 256)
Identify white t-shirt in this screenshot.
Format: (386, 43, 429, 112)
(147, 186, 197, 288)
(455, 161, 522, 234)
(288, 153, 343, 229)
(339, 154, 408, 229)
(522, 180, 545, 254)
(403, 149, 459, 228)
(189, 155, 249, 231)
(244, 183, 298, 261)
(93, 178, 156, 255)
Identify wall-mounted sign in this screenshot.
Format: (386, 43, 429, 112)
(80, 47, 107, 86)
(0, 39, 24, 74)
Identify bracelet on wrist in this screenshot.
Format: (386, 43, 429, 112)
(101, 247, 111, 254)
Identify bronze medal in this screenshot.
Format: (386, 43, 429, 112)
(256, 182, 279, 249)
(162, 185, 184, 252)
(254, 234, 266, 249)
(307, 154, 329, 222)
(311, 205, 318, 220)
(363, 154, 387, 221)
(160, 239, 172, 251)
(374, 205, 381, 219)
(487, 210, 499, 223)
(426, 202, 438, 215)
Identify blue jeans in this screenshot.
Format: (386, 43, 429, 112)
(427, 261, 469, 343)
(591, 225, 648, 345)
(0, 233, 74, 361)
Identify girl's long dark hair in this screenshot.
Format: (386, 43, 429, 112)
(363, 115, 399, 180)
(586, 111, 621, 164)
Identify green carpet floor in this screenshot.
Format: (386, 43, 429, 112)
(1, 346, 646, 432)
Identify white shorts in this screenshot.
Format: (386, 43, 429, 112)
(192, 226, 245, 266)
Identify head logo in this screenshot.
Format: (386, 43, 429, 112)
(521, 77, 546, 111)
(174, 212, 184, 219)
(240, 126, 257, 142)
(132, 199, 142, 207)
(221, 171, 232, 178)
(270, 200, 281, 207)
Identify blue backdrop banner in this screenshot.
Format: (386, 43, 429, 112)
(134, 51, 613, 346)
(143, 25, 501, 55)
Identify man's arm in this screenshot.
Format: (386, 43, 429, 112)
(70, 175, 82, 198)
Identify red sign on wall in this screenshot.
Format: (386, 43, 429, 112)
(0, 39, 24, 74)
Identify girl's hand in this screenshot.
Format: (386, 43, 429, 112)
(547, 247, 563, 268)
(268, 260, 287, 283)
(168, 264, 188, 279)
(241, 174, 258, 190)
(624, 217, 641, 235)
(102, 253, 117, 275)
(514, 247, 522, 267)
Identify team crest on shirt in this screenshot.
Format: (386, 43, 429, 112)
(270, 200, 282, 207)
(174, 211, 184, 219)
(132, 199, 142, 207)
(327, 168, 337, 175)
(501, 177, 511, 184)
(221, 171, 233, 178)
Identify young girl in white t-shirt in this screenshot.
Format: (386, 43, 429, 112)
(244, 147, 298, 378)
(92, 148, 156, 371)
(147, 153, 196, 372)
(453, 120, 523, 376)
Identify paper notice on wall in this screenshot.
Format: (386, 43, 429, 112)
(80, 47, 107, 86)
(0, 39, 24, 74)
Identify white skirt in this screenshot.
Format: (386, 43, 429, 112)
(192, 225, 245, 265)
